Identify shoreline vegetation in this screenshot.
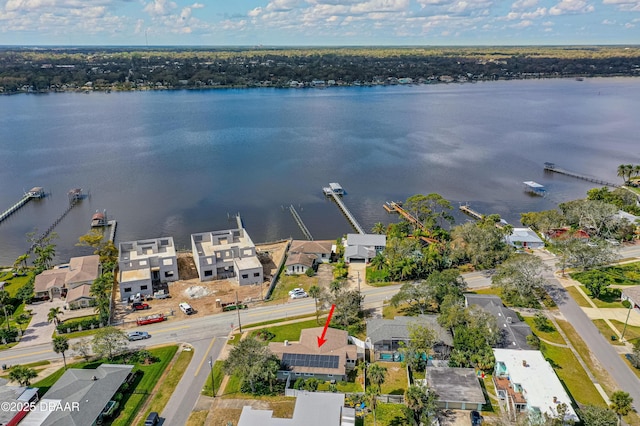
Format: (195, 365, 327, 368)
(1, 45, 639, 95)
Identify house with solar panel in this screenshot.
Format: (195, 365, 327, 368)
(268, 327, 358, 382)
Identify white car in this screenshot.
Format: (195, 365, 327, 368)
(290, 291, 308, 299)
(128, 331, 151, 341)
(288, 288, 304, 296)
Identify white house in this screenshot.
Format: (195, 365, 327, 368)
(285, 240, 334, 275)
(344, 234, 386, 263)
(118, 237, 179, 301)
(506, 228, 545, 249)
(493, 349, 578, 423)
(191, 227, 263, 286)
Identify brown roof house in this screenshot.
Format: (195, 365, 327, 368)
(33, 255, 101, 308)
(285, 240, 334, 275)
(269, 327, 358, 382)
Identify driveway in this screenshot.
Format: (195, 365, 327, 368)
(15, 299, 66, 348)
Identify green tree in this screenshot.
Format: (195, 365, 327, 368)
(372, 222, 386, 235)
(404, 385, 439, 426)
(303, 377, 319, 391)
(90, 271, 113, 324)
(400, 320, 437, 371)
(305, 267, 315, 277)
(533, 313, 554, 332)
(72, 338, 92, 361)
(582, 270, 610, 299)
(579, 405, 618, 426)
(12, 254, 29, 275)
(0, 291, 13, 332)
(52, 335, 69, 368)
(47, 307, 63, 326)
(365, 386, 379, 426)
(609, 391, 633, 426)
(8, 365, 38, 386)
(491, 254, 549, 307)
(92, 326, 129, 360)
(324, 288, 364, 332)
(223, 336, 279, 394)
(556, 238, 619, 273)
(308, 285, 321, 324)
(367, 363, 387, 394)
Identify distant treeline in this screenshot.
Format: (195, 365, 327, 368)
(1, 45, 639, 93)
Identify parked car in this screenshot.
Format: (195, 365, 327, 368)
(179, 302, 195, 315)
(128, 331, 151, 341)
(288, 288, 304, 296)
(153, 290, 171, 299)
(144, 411, 160, 426)
(129, 293, 142, 304)
(470, 410, 483, 426)
(132, 302, 150, 310)
(290, 291, 308, 299)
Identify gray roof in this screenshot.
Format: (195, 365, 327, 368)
(366, 315, 453, 347)
(506, 228, 544, 245)
(622, 286, 640, 305)
(238, 391, 346, 426)
(22, 364, 133, 426)
(426, 367, 486, 405)
(346, 233, 386, 247)
(0, 379, 38, 425)
(465, 294, 534, 350)
(344, 245, 372, 260)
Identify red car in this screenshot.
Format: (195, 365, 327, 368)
(132, 302, 150, 310)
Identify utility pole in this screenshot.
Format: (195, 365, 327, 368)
(208, 357, 215, 398)
(235, 291, 242, 333)
(621, 301, 633, 342)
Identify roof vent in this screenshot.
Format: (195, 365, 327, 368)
(507, 317, 513, 324)
(522, 360, 527, 367)
(91, 376, 98, 381)
(284, 340, 289, 346)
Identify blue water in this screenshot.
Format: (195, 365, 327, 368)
(1, 78, 639, 264)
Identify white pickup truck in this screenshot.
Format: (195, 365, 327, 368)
(153, 290, 171, 299)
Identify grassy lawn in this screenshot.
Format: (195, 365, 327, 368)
(481, 374, 500, 415)
(244, 314, 321, 330)
(564, 286, 591, 307)
(186, 410, 209, 426)
(469, 288, 503, 297)
(592, 320, 625, 345)
(0, 271, 33, 297)
(137, 347, 194, 426)
(579, 286, 626, 309)
(571, 262, 640, 286)
(249, 319, 320, 343)
(32, 346, 178, 425)
(522, 316, 566, 345)
(202, 360, 225, 396)
(541, 344, 604, 407)
(376, 362, 408, 395)
(621, 355, 640, 381)
(366, 267, 390, 284)
(609, 319, 640, 344)
(363, 402, 406, 426)
(53, 327, 102, 339)
(111, 345, 178, 426)
(269, 273, 318, 302)
(222, 373, 243, 396)
(317, 379, 363, 393)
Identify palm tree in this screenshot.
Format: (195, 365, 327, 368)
(8, 365, 38, 386)
(617, 164, 627, 184)
(369, 252, 386, 271)
(404, 385, 426, 426)
(610, 390, 633, 426)
(0, 291, 12, 332)
(367, 363, 387, 394)
(47, 307, 63, 326)
(12, 254, 29, 275)
(365, 387, 379, 426)
(371, 222, 386, 235)
(91, 272, 113, 324)
(52, 335, 69, 368)
(34, 244, 56, 271)
(329, 280, 342, 295)
(308, 285, 321, 324)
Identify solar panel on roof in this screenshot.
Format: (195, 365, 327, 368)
(282, 353, 339, 369)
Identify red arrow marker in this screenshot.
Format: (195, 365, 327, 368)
(317, 304, 336, 348)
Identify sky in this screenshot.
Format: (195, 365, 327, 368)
(0, 0, 638, 46)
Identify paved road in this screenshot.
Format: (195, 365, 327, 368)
(3, 244, 639, 422)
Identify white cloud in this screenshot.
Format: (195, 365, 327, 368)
(602, 18, 616, 23)
(266, 0, 302, 11)
(248, 7, 263, 17)
(549, 0, 594, 15)
(350, 0, 410, 13)
(191, 3, 204, 9)
(510, 19, 532, 27)
(143, 0, 177, 17)
(511, 0, 538, 9)
(602, 0, 640, 11)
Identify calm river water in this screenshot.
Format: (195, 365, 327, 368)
(1, 78, 639, 265)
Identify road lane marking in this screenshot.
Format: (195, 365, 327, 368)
(153, 326, 190, 334)
(195, 337, 216, 377)
(0, 349, 51, 361)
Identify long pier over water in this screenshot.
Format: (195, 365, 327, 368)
(323, 183, 365, 234)
(289, 205, 313, 241)
(0, 187, 45, 224)
(544, 162, 620, 188)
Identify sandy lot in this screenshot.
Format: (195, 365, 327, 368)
(113, 241, 288, 327)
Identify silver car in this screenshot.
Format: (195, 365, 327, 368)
(128, 331, 151, 341)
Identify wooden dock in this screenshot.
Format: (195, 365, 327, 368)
(459, 204, 484, 220)
(384, 201, 438, 242)
(324, 184, 365, 234)
(289, 205, 313, 241)
(26, 190, 83, 254)
(107, 220, 117, 243)
(544, 162, 620, 188)
(0, 188, 45, 225)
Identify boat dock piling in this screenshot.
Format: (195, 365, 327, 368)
(26, 189, 83, 254)
(107, 220, 117, 243)
(383, 201, 439, 243)
(544, 162, 620, 188)
(459, 204, 484, 220)
(0, 187, 45, 225)
(323, 183, 365, 234)
(289, 205, 313, 241)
